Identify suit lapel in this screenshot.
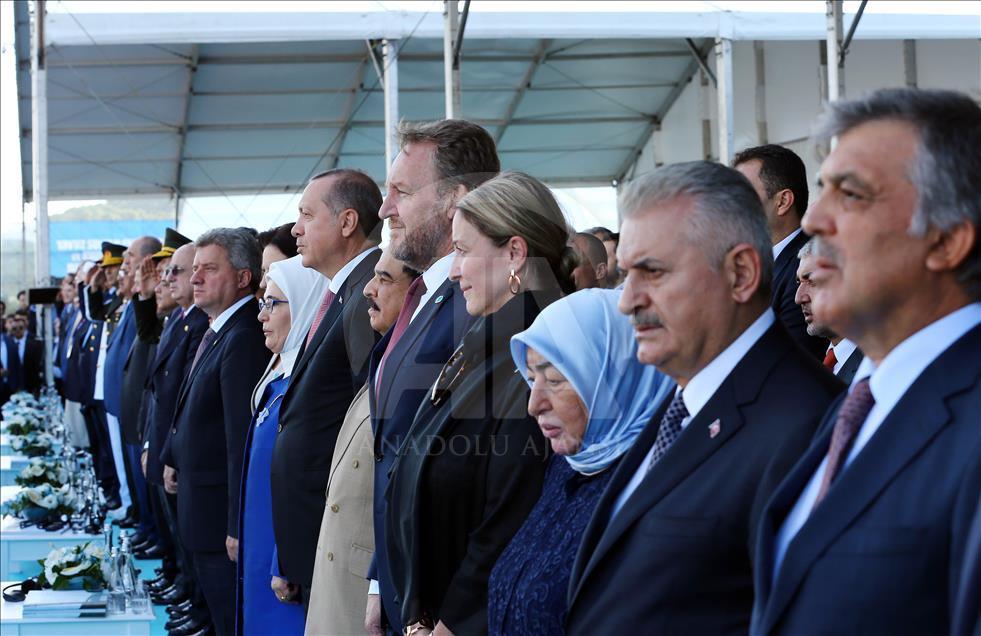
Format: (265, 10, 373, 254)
(571, 324, 785, 606)
(772, 231, 808, 286)
(177, 299, 255, 408)
(376, 278, 456, 418)
(760, 325, 981, 633)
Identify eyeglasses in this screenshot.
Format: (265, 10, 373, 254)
(258, 298, 289, 314)
(430, 344, 468, 408)
(163, 266, 185, 278)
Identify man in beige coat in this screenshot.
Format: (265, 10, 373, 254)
(304, 249, 421, 635)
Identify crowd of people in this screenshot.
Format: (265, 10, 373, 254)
(2, 86, 979, 636)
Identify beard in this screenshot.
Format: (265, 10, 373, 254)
(392, 199, 453, 270)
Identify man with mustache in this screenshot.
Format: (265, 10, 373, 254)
(794, 239, 864, 384)
(566, 161, 843, 635)
(752, 88, 981, 636)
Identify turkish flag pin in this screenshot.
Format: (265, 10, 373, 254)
(708, 419, 721, 438)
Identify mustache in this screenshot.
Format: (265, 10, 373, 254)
(630, 311, 664, 329)
(368, 300, 380, 312)
(810, 236, 842, 266)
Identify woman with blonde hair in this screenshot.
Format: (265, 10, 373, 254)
(385, 171, 578, 636)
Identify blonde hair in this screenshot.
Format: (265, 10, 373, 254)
(456, 171, 578, 294)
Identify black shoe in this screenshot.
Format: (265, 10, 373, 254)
(168, 599, 193, 614)
(131, 536, 152, 550)
(135, 544, 168, 560)
(127, 530, 148, 544)
(169, 617, 210, 636)
(118, 515, 139, 529)
(165, 613, 195, 631)
(167, 605, 190, 619)
(153, 588, 189, 606)
(148, 573, 173, 587)
(181, 625, 214, 636)
(149, 578, 174, 594)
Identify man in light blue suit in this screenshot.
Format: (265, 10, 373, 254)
(753, 88, 981, 635)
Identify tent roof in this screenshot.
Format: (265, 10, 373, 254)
(16, 2, 981, 200)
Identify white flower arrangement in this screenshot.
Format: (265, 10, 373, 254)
(15, 457, 69, 488)
(1, 482, 75, 519)
(37, 542, 106, 591)
(2, 391, 40, 413)
(3, 411, 43, 436)
(9, 431, 56, 457)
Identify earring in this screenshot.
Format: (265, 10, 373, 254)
(508, 268, 522, 295)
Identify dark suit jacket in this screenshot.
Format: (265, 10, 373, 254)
(953, 494, 981, 636)
(835, 346, 864, 386)
(144, 304, 207, 486)
(752, 323, 981, 636)
(21, 337, 45, 395)
(366, 275, 476, 629)
(161, 297, 270, 552)
(771, 231, 826, 360)
(1, 334, 24, 403)
(62, 313, 90, 404)
(566, 321, 844, 636)
(76, 321, 103, 406)
(271, 250, 381, 588)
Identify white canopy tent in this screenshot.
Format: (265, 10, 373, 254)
(15, 1, 981, 281)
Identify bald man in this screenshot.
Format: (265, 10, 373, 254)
(572, 232, 610, 290)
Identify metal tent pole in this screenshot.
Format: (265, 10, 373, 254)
(31, 0, 50, 285)
(443, 1, 461, 118)
(715, 37, 734, 165)
(383, 39, 400, 176)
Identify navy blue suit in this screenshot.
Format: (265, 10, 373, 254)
(142, 304, 208, 486)
(566, 322, 843, 636)
(367, 276, 476, 630)
(752, 323, 981, 636)
(161, 297, 269, 636)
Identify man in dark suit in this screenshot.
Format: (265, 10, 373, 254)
(793, 239, 863, 384)
(269, 169, 382, 611)
(565, 161, 843, 636)
(0, 322, 24, 405)
(141, 239, 212, 629)
(160, 228, 270, 636)
(366, 119, 498, 634)
(752, 88, 981, 636)
(734, 145, 826, 360)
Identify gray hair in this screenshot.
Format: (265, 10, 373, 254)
(798, 237, 815, 260)
(619, 161, 774, 295)
(813, 88, 981, 299)
(196, 227, 263, 293)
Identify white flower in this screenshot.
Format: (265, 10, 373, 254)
(39, 494, 59, 509)
(83, 544, 104, 559)
(60, 563, 86, 576)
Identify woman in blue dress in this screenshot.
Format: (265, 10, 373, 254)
(236, 256, 327, 636)
(487, 288, 675, 635)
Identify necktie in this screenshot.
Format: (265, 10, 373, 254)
(647, 390, 689, 473)
(189, 328, 217, 376)
(375, 276, 428, 396)
(823, 346, 838, 370)
(306, 289, 337, 347)
(812, 378, 875, 509)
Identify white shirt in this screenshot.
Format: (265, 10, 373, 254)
(14, 336, 26, 362)
(771, 302, 981, 582)
(328, 247, 379, 295)
(210, 294, 253, 334)
(772, 228, 803, 261)
(611, 308, 776, 518)
(93, 323, 109, 401)
(0, 337, 8, 374)
(411, 251, 455, 322)
(830, 338, 858, 375)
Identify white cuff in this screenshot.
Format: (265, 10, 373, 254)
(368, 579, 379, 595)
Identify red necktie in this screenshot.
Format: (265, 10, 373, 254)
(812, 378, 875, 509)
(822, 347, 838, 370)
(375, 277, 427, 396)
(306, 289, 336, 347)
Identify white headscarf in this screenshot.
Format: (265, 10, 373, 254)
(265, 255, 330, 378)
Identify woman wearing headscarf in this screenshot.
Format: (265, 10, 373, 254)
(236, 255, 328, 636)
(386, 171, 578, 636)
(487, 288, 675, 635)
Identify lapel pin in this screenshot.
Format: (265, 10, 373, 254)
(183, 325, 189, 332)
(435, 295, 444, 304)
(708, 419, 721, 439)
